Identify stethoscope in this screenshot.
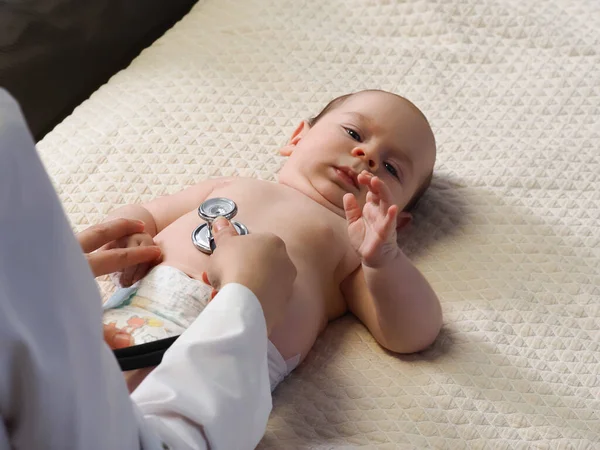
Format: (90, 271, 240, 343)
(191, 197, 249, 253)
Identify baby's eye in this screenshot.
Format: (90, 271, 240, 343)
(384, 162, 400, 180)
(345, 128, 362, 142)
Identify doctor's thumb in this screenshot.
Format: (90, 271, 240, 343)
(212, 216, 236, 239)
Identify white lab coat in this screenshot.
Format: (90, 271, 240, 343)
(0, 89, 271, 449)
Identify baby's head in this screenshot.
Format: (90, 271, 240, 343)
(278, 89, 436, 227)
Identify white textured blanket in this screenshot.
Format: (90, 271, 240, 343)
(38, 0, 599, 447)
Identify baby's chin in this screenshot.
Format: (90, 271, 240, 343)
(311, 181, 349, 216)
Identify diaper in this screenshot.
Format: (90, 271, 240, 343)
(103, 265, 298, 391)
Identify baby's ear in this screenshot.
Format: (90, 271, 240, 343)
(396, 211, 412, 232)
(280, 120, 310, 156)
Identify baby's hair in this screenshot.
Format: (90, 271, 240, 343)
(307, 90, 434, 212)
(307, 93, 354, 128)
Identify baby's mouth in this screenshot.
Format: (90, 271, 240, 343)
(333, 166, 359, 190)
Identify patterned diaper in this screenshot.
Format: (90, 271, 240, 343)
(103, 265, 212, 345)
(103, 265, 298, 391)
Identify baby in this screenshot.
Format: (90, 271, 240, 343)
(102, 89, 442, 391)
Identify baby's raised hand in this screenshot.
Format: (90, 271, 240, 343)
(343, 171, 400, 268)
(103, 232, 159, 287)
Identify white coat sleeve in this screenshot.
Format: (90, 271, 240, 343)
(131, 283, 272, 450)
(0, 88, 144, 450)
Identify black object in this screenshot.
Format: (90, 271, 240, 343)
(114, 335, 179, 371)
(0, 0, 198, 140)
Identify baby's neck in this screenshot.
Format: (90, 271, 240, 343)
(275, 176, 345, 219)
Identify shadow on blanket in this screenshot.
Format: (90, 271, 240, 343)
(397, 172, 471, 261)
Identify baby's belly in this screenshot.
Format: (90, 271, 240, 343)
(153, 258, 341, 364)
(155, 227, 212, 281)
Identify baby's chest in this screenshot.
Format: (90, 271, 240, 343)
(208, 181, 349, 273)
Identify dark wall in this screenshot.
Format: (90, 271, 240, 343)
(0, 0, 198, 140)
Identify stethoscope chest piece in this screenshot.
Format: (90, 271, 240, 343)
(191, 197, 249, 254)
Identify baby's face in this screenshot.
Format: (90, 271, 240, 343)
(278, 91, 436, 222)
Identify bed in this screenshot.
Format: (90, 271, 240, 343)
(37, 0, 600, 447)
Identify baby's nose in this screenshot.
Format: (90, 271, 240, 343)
(351, 147, 378, 171)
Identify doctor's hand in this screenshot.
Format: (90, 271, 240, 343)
(77, 219, 162, 277)
(78, 219, 161, 349)
(203, 217, 297, 334)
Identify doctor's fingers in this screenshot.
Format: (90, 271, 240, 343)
(87, 246, 162, 277)
(77, 219, 146, 253)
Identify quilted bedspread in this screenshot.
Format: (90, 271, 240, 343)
(37, 0, 599, 448)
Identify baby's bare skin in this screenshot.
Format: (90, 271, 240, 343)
(153, 177, 357, 361)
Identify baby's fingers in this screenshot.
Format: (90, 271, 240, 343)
(357, 171, 373, 186)
(343, 193, 362, 224)
(366, 190, 379, 206)
(372, 176, 392, 199)
(382, 205, 399, 236)
(372, 177, 395, 213)
(359, 173, 385, 202)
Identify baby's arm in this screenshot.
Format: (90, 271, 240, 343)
(106, 177, 234, 236)
(341, 172, 442, 354)
(341, 255, 442, 354)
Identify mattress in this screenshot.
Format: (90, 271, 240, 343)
(37, 0, 600, 447)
